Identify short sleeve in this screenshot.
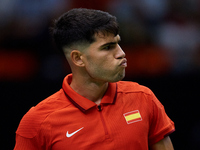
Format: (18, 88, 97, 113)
(14, 107, 52, 150)
(14, 134, 41, 150)
(148, 91, 175, 146)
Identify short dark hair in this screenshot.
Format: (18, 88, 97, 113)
(51, 8, 119, 52)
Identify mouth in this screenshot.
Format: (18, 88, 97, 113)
(119, 58, 127, 67)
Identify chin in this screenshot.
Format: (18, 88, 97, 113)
(109, 73, 125, 83)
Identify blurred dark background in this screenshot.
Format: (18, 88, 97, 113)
(1, 0, 200, 149)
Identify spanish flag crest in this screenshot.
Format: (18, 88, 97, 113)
(123, 110, 142, 124)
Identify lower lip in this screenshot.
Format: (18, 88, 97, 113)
(120, 62, 127, 67)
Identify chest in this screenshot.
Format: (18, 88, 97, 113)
(48, 96, 151, 150)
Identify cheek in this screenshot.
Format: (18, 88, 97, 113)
(86, 58, 112, 75)
(95, 57, 114, 70)
(85, 56, 125, 82)
(88, 55, 111, 68)
(85, 53, 117, 74)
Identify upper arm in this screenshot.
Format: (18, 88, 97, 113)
(150, 136, 174, 150)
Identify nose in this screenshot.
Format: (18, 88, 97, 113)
(115, 45, 126, 59)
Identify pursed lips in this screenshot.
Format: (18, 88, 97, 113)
(119, 58, 127, 67)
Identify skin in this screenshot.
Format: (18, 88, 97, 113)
(65, 32, 126, 104)
(64, 32, 174, 149)
(81, 33, 126, 83)
(150, 136, 174, 150)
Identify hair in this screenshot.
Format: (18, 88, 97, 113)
(51, 8, 119, 52)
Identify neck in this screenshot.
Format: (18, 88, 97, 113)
(70, 74, 108, 105)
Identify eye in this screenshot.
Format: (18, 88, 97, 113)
(104, 45, 111, 50)
(103, 44, 116, 50)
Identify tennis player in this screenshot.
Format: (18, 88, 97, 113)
(14, 8, 175, 150)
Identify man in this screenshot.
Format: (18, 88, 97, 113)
(14, 8, 175, 150)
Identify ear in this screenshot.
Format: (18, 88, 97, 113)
(70, 50, 85, 67)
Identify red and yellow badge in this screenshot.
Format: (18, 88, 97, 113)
(123, 110, 142, 124)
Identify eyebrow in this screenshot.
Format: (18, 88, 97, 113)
(99, 38, 121, 49)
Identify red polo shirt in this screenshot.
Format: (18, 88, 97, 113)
(14, 74, 175, 150)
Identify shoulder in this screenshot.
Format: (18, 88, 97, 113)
(16, 89, 71, 138)
(116, 81, 161, 108)
(117, 81, 152, 95)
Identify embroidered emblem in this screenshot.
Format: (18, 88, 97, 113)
(123, 110, 142, 124)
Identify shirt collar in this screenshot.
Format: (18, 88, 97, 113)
(62, 74, 117, 113)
